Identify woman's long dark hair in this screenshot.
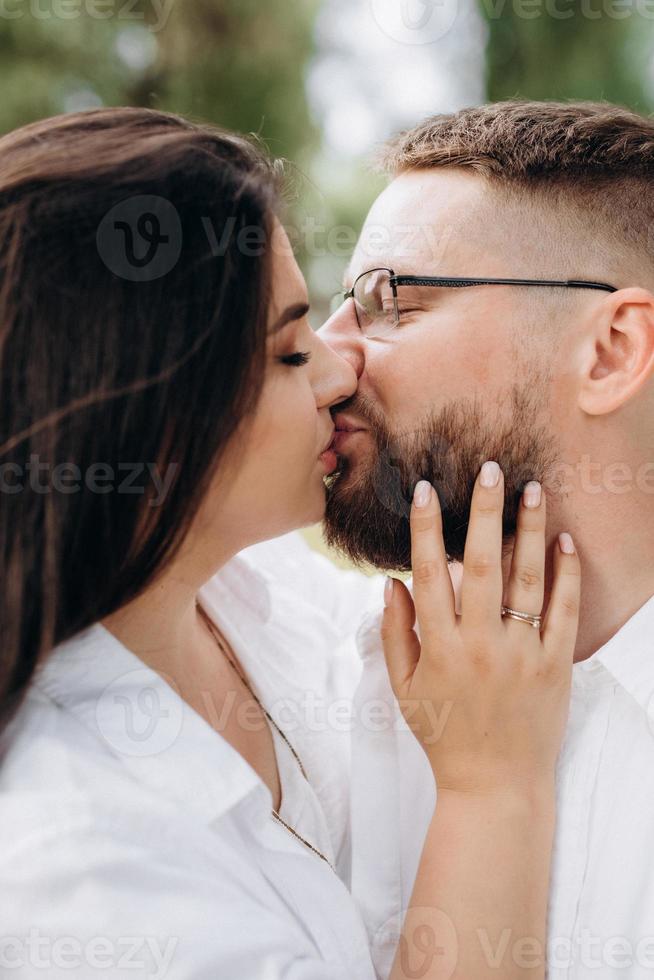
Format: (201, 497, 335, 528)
(0, 107, 281, 734)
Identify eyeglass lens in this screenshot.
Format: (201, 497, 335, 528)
(352, 268, 397, 337)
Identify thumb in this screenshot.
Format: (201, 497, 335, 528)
(380, 577, 421, 701)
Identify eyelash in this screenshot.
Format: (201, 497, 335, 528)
(280, 351, 312, 368)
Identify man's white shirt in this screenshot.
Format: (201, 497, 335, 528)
(351, 590, 654, 979)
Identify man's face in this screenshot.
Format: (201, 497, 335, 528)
(319, 168, 564, 570)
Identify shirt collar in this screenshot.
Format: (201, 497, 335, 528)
(32, 603, 271, 829)
(580, 593, 654, 713)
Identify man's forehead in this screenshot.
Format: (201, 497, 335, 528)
(344, 218, 462, 288)
(344, 169, 515, 285)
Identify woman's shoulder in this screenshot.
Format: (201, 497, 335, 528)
(0, 682, 268, 891)
(0, 640, 260, 872)
(0, 683, 181, 850)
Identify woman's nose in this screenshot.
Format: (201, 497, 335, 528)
(317, 304, 365, 381)
(312, 334, 358, 409)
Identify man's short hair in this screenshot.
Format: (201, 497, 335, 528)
(379, 101, 654, 283)
(380, 100, 654, 182)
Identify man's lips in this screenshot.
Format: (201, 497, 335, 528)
(330, 414, 368, 454)
(331, 429, 367, 452)
(332, 413, 367, 435)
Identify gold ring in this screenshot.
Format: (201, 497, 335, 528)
(501, 605, 542, 629)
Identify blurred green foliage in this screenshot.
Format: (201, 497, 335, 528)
(0, 0, 320, 167)
(482, 0, 654, 109)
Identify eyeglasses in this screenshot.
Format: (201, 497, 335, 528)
(330, 267, 618, 339)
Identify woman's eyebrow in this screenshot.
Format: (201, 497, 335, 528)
(269, 301, 310, 334)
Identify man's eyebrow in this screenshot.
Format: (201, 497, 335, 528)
(269, 302, 310, 334)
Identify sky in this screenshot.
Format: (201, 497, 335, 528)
(307, 0, 487, 159)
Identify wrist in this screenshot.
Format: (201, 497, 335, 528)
(435, 775, 557, 816)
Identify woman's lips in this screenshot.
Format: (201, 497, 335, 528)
(319, 448, 339, 474)
(319, 425, 366, 474)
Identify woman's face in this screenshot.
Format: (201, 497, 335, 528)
(191, 222, 357, 558)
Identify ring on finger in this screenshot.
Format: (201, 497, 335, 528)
(501, 605, 542, 630)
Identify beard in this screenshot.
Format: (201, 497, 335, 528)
(323, 381, 558, 572)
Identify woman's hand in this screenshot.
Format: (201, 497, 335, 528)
(381, 461, 580, 797)
(383, 462, 580, 979)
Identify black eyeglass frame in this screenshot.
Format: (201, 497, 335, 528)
(339, 267, 618, 335)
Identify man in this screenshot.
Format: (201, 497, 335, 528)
(319, 101, 654, 979)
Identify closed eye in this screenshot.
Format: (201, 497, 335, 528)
(280, 351, 312, 367)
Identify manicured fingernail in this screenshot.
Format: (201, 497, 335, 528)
(480, 461, 500, 488)
(384, 576, 395, 606)
(523, 481, 542, 509)
(413, 480, 432, 508)
(559, 532, 575, 555)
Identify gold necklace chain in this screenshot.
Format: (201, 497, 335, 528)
(195, 599, 334, 872)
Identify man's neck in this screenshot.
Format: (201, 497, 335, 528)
(500, 508, 654, 663)
(562, 483, 654, 660)
(538, 427, 654, 661)
(568, 545, 654, 662)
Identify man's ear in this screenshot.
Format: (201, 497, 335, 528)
(578, 287, 654, 416)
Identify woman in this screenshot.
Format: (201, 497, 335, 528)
(0, 107, 580, 979)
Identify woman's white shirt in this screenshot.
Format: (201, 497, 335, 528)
(0, 532, 386, 980)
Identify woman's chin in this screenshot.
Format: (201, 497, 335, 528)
(259, 487, 326, 542)
(299, 478, 329, 529)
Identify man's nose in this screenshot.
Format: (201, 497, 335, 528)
(318, 304, 365, 379)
